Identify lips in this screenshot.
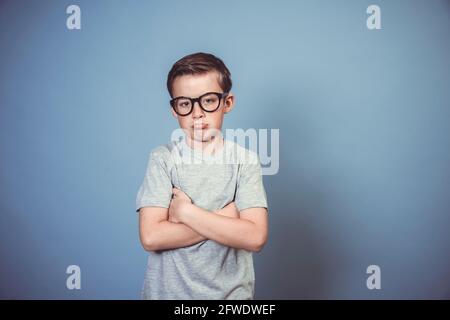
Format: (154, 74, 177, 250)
(193, 123, 207, 129)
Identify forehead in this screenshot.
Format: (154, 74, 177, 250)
(172, 71, 222, 98)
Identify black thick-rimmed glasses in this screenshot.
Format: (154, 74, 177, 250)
(170, 92, 229, 116)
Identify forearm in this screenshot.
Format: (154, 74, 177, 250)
(147, 206, 234, 251)
(147, 221, 206, 251)
(181, 205, 262, 252)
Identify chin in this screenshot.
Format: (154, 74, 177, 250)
(189, 129, 214, 142)
(193, 133, 212, 142)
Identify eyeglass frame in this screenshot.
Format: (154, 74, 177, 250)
(170, 91, 229, 116)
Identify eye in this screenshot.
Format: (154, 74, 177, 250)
(178, 101, 190, 108)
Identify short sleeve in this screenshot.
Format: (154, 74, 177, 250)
(135, 150, 173, 213)
(235, 154, 269, 212)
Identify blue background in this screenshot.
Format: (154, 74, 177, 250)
(1, 0, 449, 299)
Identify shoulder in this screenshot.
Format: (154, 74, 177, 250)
(148, 144, 174, 167)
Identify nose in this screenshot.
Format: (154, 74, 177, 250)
(191, 100, 204, 119)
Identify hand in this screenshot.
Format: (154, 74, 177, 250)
(215, 201, 240, 219)
(168, 187, 193, 223)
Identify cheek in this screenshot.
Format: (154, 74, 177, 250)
(178, 117, 191, 128)
(208, 113, 224, 127)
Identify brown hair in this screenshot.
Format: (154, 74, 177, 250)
(167, 52, 232, 98)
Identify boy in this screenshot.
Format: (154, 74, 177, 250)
(135, 52, 269, 299)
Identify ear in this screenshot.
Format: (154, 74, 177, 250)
(171, 107, 178, 119)
(223, 93, 235, 114)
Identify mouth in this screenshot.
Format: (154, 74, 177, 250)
(192, 123, 208, 130)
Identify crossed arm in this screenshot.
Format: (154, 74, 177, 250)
(139, 188, 268, 253)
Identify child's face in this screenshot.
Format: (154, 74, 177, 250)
(171, 71, 234, 143)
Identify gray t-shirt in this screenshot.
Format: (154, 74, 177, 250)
(135, 134, 268, 299)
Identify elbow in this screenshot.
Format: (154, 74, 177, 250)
(140, 221, 165, 252)
(141, 236, 154, 252)
(249, 232, 268, 253)
(140, 233, 160, 252)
